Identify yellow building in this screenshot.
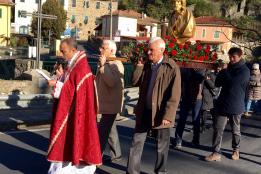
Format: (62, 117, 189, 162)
(0, 0, 13, 46)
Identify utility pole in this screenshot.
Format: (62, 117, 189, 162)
(36, 0, 42, 69)
(110, 0, 112, 40)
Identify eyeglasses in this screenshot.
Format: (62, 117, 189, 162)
(252, 69, 258, 70)
(99, 46, 109, 50)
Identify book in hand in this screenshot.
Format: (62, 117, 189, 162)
(36, 69, 51, 81)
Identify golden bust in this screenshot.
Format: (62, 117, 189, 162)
(168, 0, 196, 43)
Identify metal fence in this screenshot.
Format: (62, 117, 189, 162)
(42, 59, 134, 87)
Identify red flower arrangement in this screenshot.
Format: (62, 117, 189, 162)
(131, 36, 218, 68)
(164, 35, 217, 63)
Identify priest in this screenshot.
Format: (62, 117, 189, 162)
(47, 38, 102, 174)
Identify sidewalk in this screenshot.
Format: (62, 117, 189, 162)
(0, 88, 139, 131)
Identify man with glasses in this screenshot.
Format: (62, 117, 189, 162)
(96, 40, 124, 163)
(205, 47, 250, 162)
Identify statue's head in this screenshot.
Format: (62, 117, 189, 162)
(172, 0, 186, 14)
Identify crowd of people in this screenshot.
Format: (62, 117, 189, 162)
(46, 37, 260, 174)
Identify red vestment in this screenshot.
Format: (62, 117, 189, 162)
(47, 51, 102, 166)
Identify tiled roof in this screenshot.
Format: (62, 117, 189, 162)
(0, 0, 14, 5)
(109, 10, 160, 25)
(195, 16, 231, 26)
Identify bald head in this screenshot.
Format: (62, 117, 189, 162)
(148, 37, 166, 64)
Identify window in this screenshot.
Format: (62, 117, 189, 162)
(71, 15, 75, 23)
(83, 1, 89, 8)
(96, 2, 100, 9)
(202, 29, 206, 38)
(18, 10, 27, 18)
(72, 0, 76, 7)
(108, 2, 112, 10)
(19, 26, 28, 34)
(95, 17, 101, 25)
(214, 31, 220, 38)
(35, 0, 39, 3)
(20, 0, 25, 2)
(84, 16, 88, 24)
(0, 9, 2, 18)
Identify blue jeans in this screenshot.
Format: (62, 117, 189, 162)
(175, 99, 202, 144)
(246, 100, 259, 112)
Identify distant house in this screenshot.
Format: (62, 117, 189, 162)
(11, 0, 47, 35)
(98, 10, 159, 40)
(0, 0, 13, 46)
(190, 16, 234, 61)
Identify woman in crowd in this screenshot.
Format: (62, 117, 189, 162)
(245, 63, 261, 117)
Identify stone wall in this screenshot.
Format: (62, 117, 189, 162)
(0, 69, 51, 95)
(0, 80, 33, 95)
(0, 59, 43, 80)
(67, 0, 118, 40)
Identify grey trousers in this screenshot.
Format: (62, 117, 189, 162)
(127, 128, 170, 174)
(213, 114, 241, 153)
(98, 114, 122, 159)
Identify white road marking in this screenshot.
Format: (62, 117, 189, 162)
(0, 127, 50, 135)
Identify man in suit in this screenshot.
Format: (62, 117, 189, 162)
(126, 37, 181, 174)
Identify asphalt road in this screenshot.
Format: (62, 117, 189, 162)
(0, 115, 260, 174)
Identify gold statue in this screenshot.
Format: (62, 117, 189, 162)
(168, 0, 196, 44)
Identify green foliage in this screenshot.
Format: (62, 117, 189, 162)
(17, 37, 29, 47)
(118, 0, 171, 20)
(31, 0, 67, 39)
(187, 0, 200, 5)
(231, 16, 261, 42)
(120, 43, 135, 57)
(118, 0, 143, 11)
(194, 0, 220, 17)
(10, 37, 18, 47)
(145, 0, 172, 20)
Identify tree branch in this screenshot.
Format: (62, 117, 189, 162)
(229, 20, 261, 39)
(219, 31, 254, 53)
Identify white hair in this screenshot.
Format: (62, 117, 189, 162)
(103, 40, 117, 56)
(149, 37, 166, 50)
(252, 63, 259, 69)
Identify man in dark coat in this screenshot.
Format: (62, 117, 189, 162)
(205, 47, 250, 162)
(126, 37, 181, 174)
(173, 68, 205, 148)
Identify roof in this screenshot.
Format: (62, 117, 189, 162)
(195, 16, 232, 27)
(0, 0, 14, 5)
(104, 10, 160, 25)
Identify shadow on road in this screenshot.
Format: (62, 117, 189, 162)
(8, 130, 49, 152)
(0, 141, 49, 174)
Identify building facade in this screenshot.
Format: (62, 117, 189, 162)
(190, 16, 234, 61)
(100, 10, 159, 39)
(11, 0, 47, 35)
(66, 0, 118, 40)
(0, 0, 13, 46)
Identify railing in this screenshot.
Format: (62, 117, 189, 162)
(42, 59, 134, 87)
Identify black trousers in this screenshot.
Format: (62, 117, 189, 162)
(98, 114, 122, 159)
(212, 114, 241, 153)
(127, 110, 170, 174)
